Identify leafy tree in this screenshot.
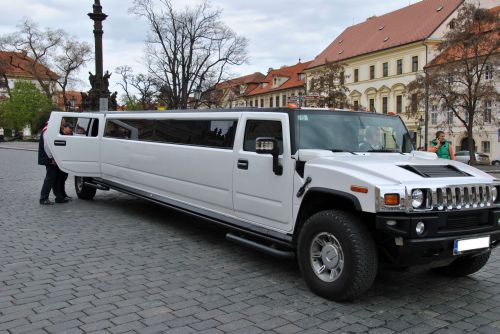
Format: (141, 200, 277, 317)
(307, 61, 350, 108)
(0, 81, 52, 132)
(406, 4, 499, 162)
(130, 0, 248, 109)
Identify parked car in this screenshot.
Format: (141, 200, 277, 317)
(492, 159, 500, 166)
(455, 151, 491, 165)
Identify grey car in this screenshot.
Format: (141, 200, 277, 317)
(455, 151, 491, 165)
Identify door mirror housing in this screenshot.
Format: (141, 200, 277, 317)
(255, 137, 283, 175)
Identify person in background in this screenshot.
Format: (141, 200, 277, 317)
(56, 122, 73, 201)
(0, 127, 4, 142)
(428, 130, 455, 160)
(38, 121, 68, 204)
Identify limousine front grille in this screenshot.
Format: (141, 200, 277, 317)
(410, 184, 498, 211)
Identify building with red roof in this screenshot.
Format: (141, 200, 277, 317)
(209, 72, 266, 108)
(0, 51, 59, 99)
(245, 61, 312, 108)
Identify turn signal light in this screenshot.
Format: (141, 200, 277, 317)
(351, 186, 368, 193)
(384, 194, 400, 205)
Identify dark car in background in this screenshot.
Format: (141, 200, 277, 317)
(492, 158, 500, 166)
(455, 151, 491, 165)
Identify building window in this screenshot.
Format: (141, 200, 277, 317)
(412, 56, 419, 72)
(382, 97, 388, 114)
(447, 110, 453, 124)
(260, 99, 264, 108)
(354, 69, 359, 82)
(269, 96, 273, 107)
(397, 59, 403, 75)
(282, 95, 286, 107)
(485, 65, 493, 80)
(382, 62, 388, 77)
(275, 96, 279, 107)
(369, 98, 375, 112)
(396, 95, 402, 114)
(411, 94, 418, 113)
(340, 71, 345, 85)
(484, 100, 492, 123)
(431, 105, 438, 125)
(249, 100, 253, 107)
(370, 65, 375, 80)
(449, 19, 455, 29)
(353, 100, 359, 111)
(482, 141, 490, 154)
(254, 100, 258, 107)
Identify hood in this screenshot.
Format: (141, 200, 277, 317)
(298, 149, 494, 187)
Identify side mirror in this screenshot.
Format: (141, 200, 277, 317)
(255, 137, 283, 175)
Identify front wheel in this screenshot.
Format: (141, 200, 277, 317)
(432, 251, 490, 277)
(75, 176, 97, 200)
(297, 210, 378, 301)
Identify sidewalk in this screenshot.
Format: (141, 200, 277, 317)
(0, 141, 38, 152)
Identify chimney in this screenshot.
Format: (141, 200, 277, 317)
(268, 67, 273, 73)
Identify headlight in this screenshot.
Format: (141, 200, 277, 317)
(412, 189, 424, 208)
(492, 187, 498, 202)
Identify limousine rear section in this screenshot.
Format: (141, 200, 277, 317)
(45, 110, 500, 301)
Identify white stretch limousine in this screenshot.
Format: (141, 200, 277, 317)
(45, 108, 500, 301)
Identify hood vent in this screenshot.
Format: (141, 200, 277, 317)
(399, 165, 471, 178)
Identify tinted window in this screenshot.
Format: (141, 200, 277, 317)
(61, 117, 99, 137)
(105, 118, 237, 149)
(243, 120, 283, 154)
(104, 120, 132, 139)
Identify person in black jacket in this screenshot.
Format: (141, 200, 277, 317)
(38, 122, 68, 205)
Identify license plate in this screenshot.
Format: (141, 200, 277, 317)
(453, 236, 490, 255)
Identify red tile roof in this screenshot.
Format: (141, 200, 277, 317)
(307, 0, 464, 70)
(0, 51, 59, 81)
(216, 72, 266, 94)
(427, 6, 500, 67)
(246, 61, 312, 96)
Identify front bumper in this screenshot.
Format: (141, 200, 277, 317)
(375, 209, 500, 265)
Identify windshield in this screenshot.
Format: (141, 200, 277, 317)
(295, 110, 414, 153)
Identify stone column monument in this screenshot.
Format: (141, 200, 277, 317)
(83, 0, 117, 111)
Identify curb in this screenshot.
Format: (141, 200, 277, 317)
(0, 145, 38, 152)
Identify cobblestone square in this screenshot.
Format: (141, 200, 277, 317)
(1, 147, 500, 333)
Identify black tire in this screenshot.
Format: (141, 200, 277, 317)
(297, 210, 378, 301)
(75, 176, 97, 200)
(432, 251, 490, 277)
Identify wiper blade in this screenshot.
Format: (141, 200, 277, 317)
(330, 149, 346, 152)
(366, 149, 399, 153)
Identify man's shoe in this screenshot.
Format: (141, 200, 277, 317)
(64, 196, 72, 201)
(55, 198, 70, 203)
(40, 199, 54, 205)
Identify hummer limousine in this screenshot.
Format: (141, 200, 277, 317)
(45, 108, 500, 301)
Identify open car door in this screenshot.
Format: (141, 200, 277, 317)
(46, 112, 104, 177)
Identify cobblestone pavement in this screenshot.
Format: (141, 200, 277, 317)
(1, 148, 500, 334)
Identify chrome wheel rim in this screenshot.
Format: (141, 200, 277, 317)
(310, 232, 344, 282)
(76, 177, 83, 192)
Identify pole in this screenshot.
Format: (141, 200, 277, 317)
(88, 0, 107, 81)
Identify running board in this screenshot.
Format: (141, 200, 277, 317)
(83, 181, 110, 191)
(226, 233, 295, 260)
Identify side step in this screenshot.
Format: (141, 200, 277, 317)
(226, 233, 295, 260)
(83, 181, 110, 191)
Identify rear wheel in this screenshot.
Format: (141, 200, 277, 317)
(75, 176, 97, 200)
(432, 251, 490, 277)
(297, 210, 378, 301)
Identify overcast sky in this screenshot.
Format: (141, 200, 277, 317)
(0, 0, 414, 94)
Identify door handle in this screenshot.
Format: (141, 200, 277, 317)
(54, 140, 66, 146)
(237, 159, 248, 170)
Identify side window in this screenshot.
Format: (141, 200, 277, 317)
(243, 120, 283, 154)
(104, 120, 132, 139)
(61, 117, 99, 137)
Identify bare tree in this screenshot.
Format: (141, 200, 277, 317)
(54, 40, 92, 108)
(307, 61, 350, 108)
(407, 4, 499, 163)
(0, 19, 91, 100)
(130, 0, 248, 109)
(115, 65, 157, 109)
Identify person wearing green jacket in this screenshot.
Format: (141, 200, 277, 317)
(428, 130, 455, 160)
